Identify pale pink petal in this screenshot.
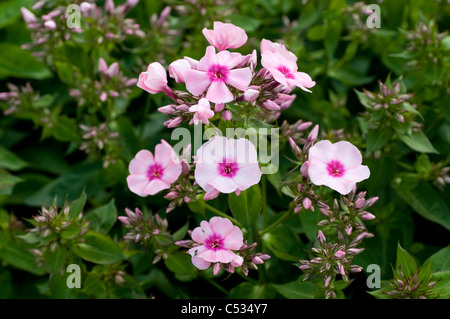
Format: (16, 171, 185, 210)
(135, 149, 154, 164)
(209, 217, 235, 238)
(232, 163, 262, 191)
(308, 140, 335, 165)
(231, 255, 244, 267)
(191, 256, 210, 270)
(307, 160, 330, 186)
(143, 179, 171, 195)
(261, 50, 279, 70)
(268, 68, 289, 87)
(191, 227, 209, 243)
(343, 165, 370, 184)
(197, 46, 217, 71)
(208, 174, 238, 193)
(333, 141, 363, 169)
(201, 248, 236, 263)
(155, 141, 179, 168)
(216, 51, 244, 69)
(223, 226, 244, 250)
(202, 28, 216, 47)
(161, 162, 182, 184)
(127, 175, 150, 197)
(169, 59, 191, 83)
(206, 80, 233, 104)
(184, 69, 212, 96)
(226, 68, 252, 91)
(188, 244, 208, 257)
(128, 157, 149, 175)
(324, 177, 355, 195)
(233, 138, 258, 164)
(195, 162, 220, 191)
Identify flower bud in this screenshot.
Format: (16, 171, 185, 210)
(222, 109, 232, 121)
(243, 88, 259, 102)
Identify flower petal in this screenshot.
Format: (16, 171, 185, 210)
(206, 80, 233, 104)
(126, 174, 150, 197)
(208, 174, 238, 193)
(333, 141, 363, 169)
(232, 163, 262, 191)
(143, 178, 171, 195)
(308, 140, 335, 165)
(223, 226, 244, 250)
(155, 140, 180, 169)
(209, 217, 235, 238)
(191, 256, 211, 270)
(226, 68, 252, 91)
(184, 69, 212, 96)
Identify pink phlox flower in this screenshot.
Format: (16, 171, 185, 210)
(184, 46, 252, 104)
(307, 140, 370, 195)
(127, 140, 182, 196)
(169, 58, 193, 83)
(194, 135, 262, 194)
(260, 39, 298, 62)
(137, 62, 173, 97)
(260, 40, 315, 93)
(202, 21, 248, 51)
(188, 217, 244, 270)
(189, 98, 215, 125)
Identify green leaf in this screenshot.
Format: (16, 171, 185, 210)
(164, 251, 197, 281)
(0, 169, 23, 195)
(0, 0, 33, 29)
(46, 245, 67, 274)
(69, 191, 86, 219)
(425, 245, 450, 272)
(0, 235, 45, 275)
(228, 184, 261, 230)
(85, 199, 117, 234)
(399, 130, 439, 154)
(16, 232, 40, 245)
(229, 282, 276, 299)
(60, 223, 82, 240)
(49, 271, 78, 299)
(172, 221, 190, 242)
(72, 231, 123, 264)
(0, 145, 27, 171)
(273, 280, 318, 299)
(366, 128, 392, 152)
(394, 182, 450, 230)
(396, 242, 417, 277)
(430, 271, 450, 299)
(52, 115, 80, 143)
(0, 42, 51, 79)
(262, 224, 304, 262)
(227, 15, 261, 32)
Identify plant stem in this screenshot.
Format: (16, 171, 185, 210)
(261, 175, 268, 229)
(259, 210, 291, 236)
(203, 202, 242, 227)
(204, 277, 229, 295)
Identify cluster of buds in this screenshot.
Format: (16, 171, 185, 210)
(403, 21, 448, 68)
(118, 207, 169, 249)
(79, 123, 120, 168)
(360, 78, 422, 135)
(384, 266, 438, 299)
(69, 57, 137, 106)
(80, 0, 144, 43)
(0, 82, 37, 116)
(175, 239, 270, 276)
(434, 166, 450, 191)
(317, 188, 377, 237)
(26, 200, 90, 268)
(299, 230, 366, 299)
(281, 119, 313, 145)
(341, 1, 377, 43)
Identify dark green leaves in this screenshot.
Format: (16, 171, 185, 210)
(396, 242, 417, 277)
(399, 131, 439, 154)
(273, 280, 318, 299)
(228, 184, 261, 230)
(72, 231, 123, 265)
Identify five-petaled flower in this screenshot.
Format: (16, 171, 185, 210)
(127, 140, 182, 196)
(307, 140, 370, 195)
(194, 135, 262, 195)
(188, 217, 244, 270)
(189, 98, 215, 125)
(261, 39, 316, 93)
(184, 46, 252, 104)
(202, 21, 248, 51)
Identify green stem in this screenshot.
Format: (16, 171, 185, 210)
(203, 203, 242, 228)
(261, 175, 268, 229)
(204, 277, 229, 295)
(259, 210, 291, 236)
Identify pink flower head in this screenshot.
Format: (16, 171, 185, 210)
(137, 62, 172, 95)
(184, 46, 252, 104)
(188, 217, 244, 270)
(194, 136, 261, 194)
(260, 39, 297, 62)
(202, 22, 248, 51)
(189, 98, 215, 125)
(308, 140, 370, 195)
(261, 44, 316, 93)
(127, 140, 182, 197)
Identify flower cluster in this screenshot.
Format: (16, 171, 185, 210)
(176, 217, 270, 276)
(384, 266, 438, 299)
(299, 230, 366, 299)
(136, 21, 315, 127)
(24, 199, 90, 268)
(79, 123, 120, 168)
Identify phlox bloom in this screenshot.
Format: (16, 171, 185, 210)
(189, 98, 215, 125)
(137, 62, 169, 94)
(308, 140, 370, 195)
(184, 46, 252, 104)
(202, 21, 248, 51)
(194, 136, 262, 194)
(188, 217, 244, 269)
(127, 140, 182, 196)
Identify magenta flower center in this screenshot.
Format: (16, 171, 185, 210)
(147, 163, 164, 181)
(205, 234, 224, 250)
(277, 65, 295, 79)
(327, 160, 345, 178)
(217, 161, 239, 178)
(208, 64, 229, 82)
